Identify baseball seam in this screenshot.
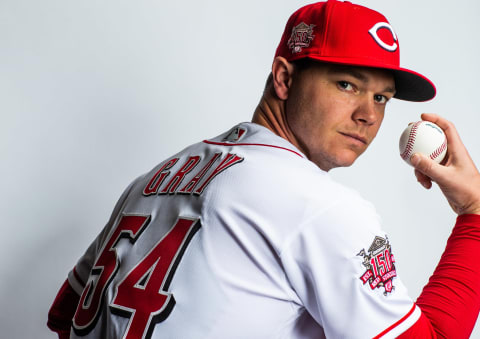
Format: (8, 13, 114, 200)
(430, 139, 447, 161)
(400, 121, 421, 161)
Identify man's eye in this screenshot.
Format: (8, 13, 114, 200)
(338, 81, 353, 91)
(374, 94, 388, 104)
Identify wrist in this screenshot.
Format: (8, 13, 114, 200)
(460, 204, 480, 216)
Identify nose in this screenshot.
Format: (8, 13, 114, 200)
(352, 96, 381, 126)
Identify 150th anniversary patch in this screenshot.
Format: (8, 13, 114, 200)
(287, 22, 315, 54)
(357, 236, 396, 296)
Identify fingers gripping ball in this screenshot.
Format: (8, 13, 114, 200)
(399, 121, 447, 166)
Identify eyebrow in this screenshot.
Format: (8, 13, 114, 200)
(328, 66, 396, 94)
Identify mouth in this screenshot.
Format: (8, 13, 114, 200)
(339, 132, 367, 145)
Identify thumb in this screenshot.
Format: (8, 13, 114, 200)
(410, 153, 444, 182)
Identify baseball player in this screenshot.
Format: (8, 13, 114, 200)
(48, 1, 480, 338)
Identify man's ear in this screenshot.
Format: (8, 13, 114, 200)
(272, 56, 295, 100)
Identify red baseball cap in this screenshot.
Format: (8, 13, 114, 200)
(275, 0, 436, 102)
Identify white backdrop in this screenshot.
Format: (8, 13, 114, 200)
(1, 0, 479, 338)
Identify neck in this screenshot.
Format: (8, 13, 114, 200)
(251, 89, 302, 151)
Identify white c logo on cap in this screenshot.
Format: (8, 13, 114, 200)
(368, 22, 398, 52)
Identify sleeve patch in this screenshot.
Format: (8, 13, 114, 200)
(357, 236, 397, 296)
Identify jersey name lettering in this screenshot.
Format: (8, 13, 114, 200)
(143, 158, 179, 196)
(160, 156, 201, 194)
(143, 152, 244, 196)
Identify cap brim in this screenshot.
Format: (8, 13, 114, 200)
(289, 55, 436, 102)
(390, 67, 436, 102)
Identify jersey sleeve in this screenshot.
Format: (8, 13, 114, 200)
(280, 193, 419, 338)
(47, 176, 143, 336)
(67, 176, 143, 292)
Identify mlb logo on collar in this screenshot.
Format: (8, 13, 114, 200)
(223, 127, 247, 142)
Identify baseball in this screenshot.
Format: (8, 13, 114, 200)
(399, 121, 447, 166)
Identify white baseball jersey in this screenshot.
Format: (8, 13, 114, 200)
(68, 122, 420, 338)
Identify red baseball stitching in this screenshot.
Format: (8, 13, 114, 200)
(430, 139, 447, 161)
(400, 121, 422, 161)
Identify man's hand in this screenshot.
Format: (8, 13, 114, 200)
(411, 113, 480, 215)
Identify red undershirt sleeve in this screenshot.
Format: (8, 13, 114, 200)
(398, 214, 480, 338)
(47, 278, 80, 339)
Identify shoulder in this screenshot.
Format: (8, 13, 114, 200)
(129, 122, 382, 240)
(201, 122, 382, 236)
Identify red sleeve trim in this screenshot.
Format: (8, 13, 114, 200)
(202, 140, 304, 158)
(396, 311, 437, 338)
(47, 279, 81, 338)
(457, 213, 480, 223)
(373, 304, 416, 339)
